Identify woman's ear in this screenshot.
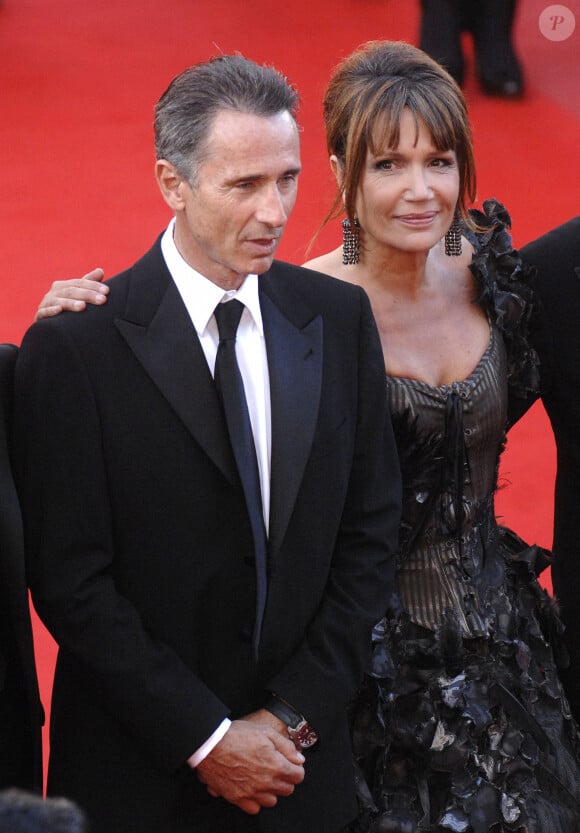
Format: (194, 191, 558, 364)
(329, 154, 343, 188)
(329, 155, 347, 210)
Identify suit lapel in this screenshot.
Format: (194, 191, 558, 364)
(114, 248, 323, 533)
(260, 271, 323, 553)
(114, 246, 238, 485)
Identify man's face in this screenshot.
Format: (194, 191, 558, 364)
(169, 109, 301, 288)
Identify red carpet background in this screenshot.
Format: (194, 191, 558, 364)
(1, 0, 579, 778)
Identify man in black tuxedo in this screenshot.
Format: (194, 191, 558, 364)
(521, 217, 580, 721)
(13, 55, 401, 833)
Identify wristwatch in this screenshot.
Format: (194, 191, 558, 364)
(265, 694, 319, 750)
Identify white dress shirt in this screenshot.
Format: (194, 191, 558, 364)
(161, 220, 271, 531)
(160, 220, 272, 766)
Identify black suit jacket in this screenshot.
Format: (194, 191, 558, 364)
(521, 217, 580, 720)
(13, 240, 401, 833)
(0, 344, 42, 791)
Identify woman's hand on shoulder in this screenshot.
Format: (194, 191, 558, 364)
(35, 268, 109, 321)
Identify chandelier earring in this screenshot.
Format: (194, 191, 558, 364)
(444, 214, 462, 257)
(342, 217, 360, 265)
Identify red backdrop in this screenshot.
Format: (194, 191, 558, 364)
(1, 0, 578, 778)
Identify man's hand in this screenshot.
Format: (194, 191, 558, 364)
(35, 268, 109, 321)
(196, 712, 305, 815)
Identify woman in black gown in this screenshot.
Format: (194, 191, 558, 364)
(304, 40, 580, 833)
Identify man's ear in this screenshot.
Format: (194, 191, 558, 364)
(155, 160, 189, 211)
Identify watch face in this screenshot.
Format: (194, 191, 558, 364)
(289, 720, 318, 750)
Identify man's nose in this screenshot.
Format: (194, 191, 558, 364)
(256, 185, 287, 227)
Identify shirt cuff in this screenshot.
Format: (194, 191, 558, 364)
(187, 718, 232, 768)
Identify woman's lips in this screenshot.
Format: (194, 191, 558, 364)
(395, 211, 438, 225)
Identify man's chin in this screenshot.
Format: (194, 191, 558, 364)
(246, 253, 277, 276)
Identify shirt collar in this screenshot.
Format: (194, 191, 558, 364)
(160, 218, 263, 336)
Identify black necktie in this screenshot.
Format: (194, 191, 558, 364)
(214, 299, 268, 658)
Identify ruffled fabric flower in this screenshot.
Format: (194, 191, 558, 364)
(464, 198, 540, 402)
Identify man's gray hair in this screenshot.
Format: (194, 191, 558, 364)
(0, 790, 87, 833)
(154, 54, 300, 182)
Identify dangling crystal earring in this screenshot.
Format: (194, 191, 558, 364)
(342, 217, 360, 265)
(444, 215, 462, 256)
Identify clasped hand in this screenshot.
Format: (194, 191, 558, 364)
(196, 709, 306, 815)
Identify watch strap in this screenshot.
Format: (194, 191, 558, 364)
(265, 694, 319, 749)
(265, 695, 304, 729)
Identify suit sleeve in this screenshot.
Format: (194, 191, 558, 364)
(13, 320, 230, 772)
(267, 288, 402, 733)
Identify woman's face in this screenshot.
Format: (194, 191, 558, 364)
(355, 107, 460, 257)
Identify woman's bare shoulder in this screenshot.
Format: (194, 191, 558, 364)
(302, 247, 346, 279)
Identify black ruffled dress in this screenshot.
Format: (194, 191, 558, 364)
(349, 201, 580, 833)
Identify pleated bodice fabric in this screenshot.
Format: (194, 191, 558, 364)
(391, 324, 507, 637)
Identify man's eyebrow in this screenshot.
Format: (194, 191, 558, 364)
(226, 167, 302, 185)
(222, 173, 262, 186)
